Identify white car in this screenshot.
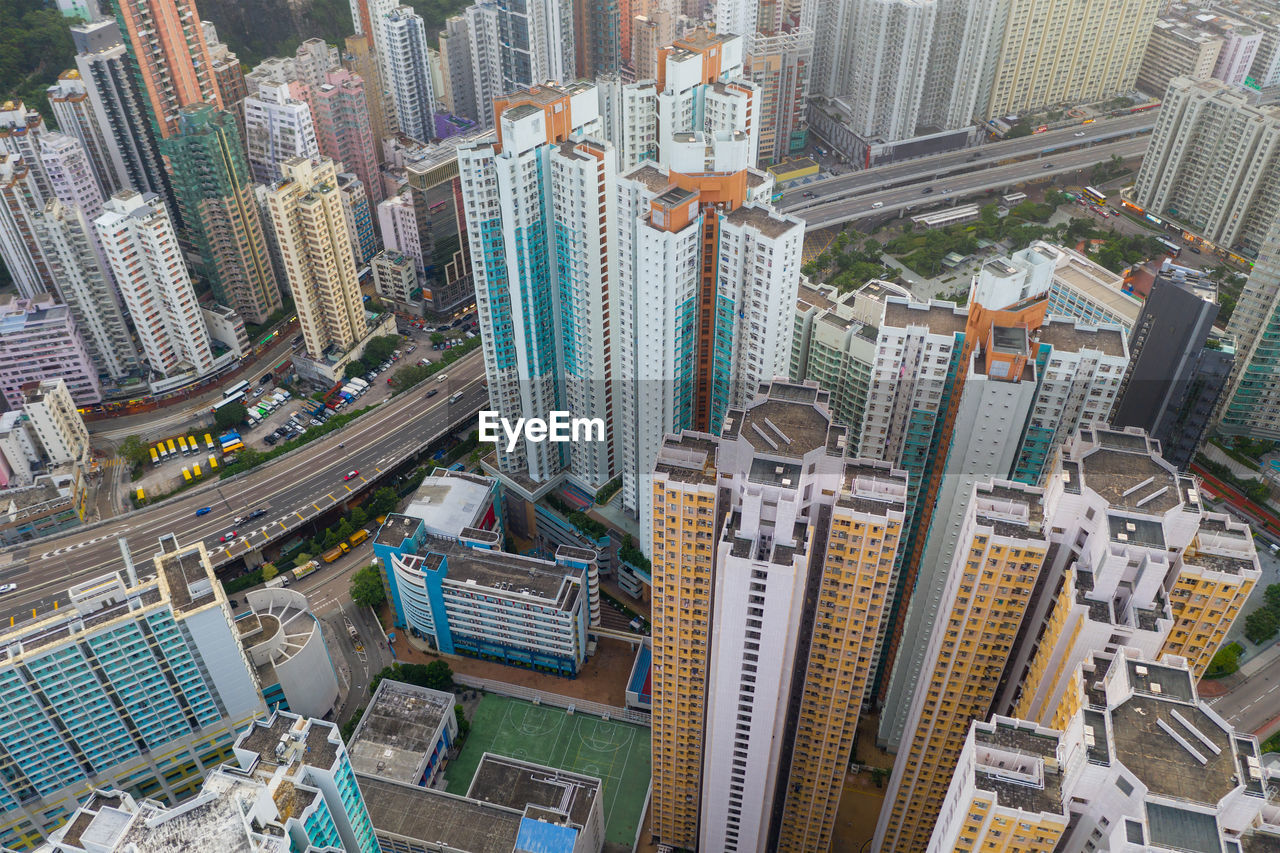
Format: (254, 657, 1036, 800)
(0, 583, 16, 594)
(871, 201, 884, 209)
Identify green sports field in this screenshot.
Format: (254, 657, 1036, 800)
(445, 694, 651, 846)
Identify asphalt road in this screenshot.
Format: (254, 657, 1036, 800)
(0, 352, 487, 626)
(778, 110, 1157, 214)
(1211, 655, 1280, 737)
(790, 137, 1149, 229)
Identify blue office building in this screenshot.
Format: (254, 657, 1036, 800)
(375, 517, 598, 675)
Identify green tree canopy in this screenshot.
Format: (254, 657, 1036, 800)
(349, 565, 385, 608)
(214, 401, 247, 430)
(119, 435, 149, 467)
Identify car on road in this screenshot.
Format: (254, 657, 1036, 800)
(344, 470, 359, 481)
(436, 373, 448, 383)
(260, 373, 272, 384)
(941, 188, 950, 194)
(221, 530, 238, 542)
(1042, 162, 1053, 169)
(425, 389, 438, 398)
(802, 191, 814, 198)
(921, 187, 933, 194)
(0, 583, 16, 594)
(248, 508, 268, 521)
(195, 506, 212, 516)
(1073, 131, 1085, 137)
(233, 515, 246, 525)
(1190, 246, 1202, 254)
(253, 387, 264, 397)
(871, 201, 884, 209)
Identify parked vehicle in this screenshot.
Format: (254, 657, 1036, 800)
(322, 547, 344, 563)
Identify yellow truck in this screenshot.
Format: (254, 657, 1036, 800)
(349, 529, 369, 546)
(321, 547, 344, 563)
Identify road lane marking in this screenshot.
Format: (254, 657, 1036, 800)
(312, 503, 322, 511)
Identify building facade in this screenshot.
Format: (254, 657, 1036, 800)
(265, 157, 369, 360)
(379, 6, 436, 143)
(46, 69, 120, 199)
(0, 293, 101, 408)
(94, 191, 215, 380)
(21, 379, 90, 466)
(0, 153, 53, 299)
(0, 536, 265, 851)
(161, 105, 281, 326)
(649, 380, 909, 852)
(243, 80, 321, 184)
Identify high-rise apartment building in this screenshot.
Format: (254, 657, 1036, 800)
(0, 293, 101, 409)
(310, 68, 383, 206)
(812, 0, 935, 141)
(201, 20, 248, 117)
(243, 80, 321, 184)
(379, 6, 436, 142)
(649, 380, 909, 853)
(1222, 220, 1280, 439)
(982, 0, 1161, 119)
(46, 69, 120, 198)
(95, 191, 216, 379)
(22, 379, 90, 466)
(1113, 264, 1234, 468)
(1001, 427, 1259, 728)
(0, 101, 53, 203)
(574, 0, 620, 78)
(439, 15, 477, 121)
(459, 84, 617, 493)
(746, 28, 814, 165)
(930, 650, 1280, 853)
(495, 0, 576, 96)
(34, 199, 140, 383)
(0, 535, 265, 851)
(39, 132, 104, 221)
(70, 20, 175, 221)
(265, 157, 369, 359)
(867, 252, 1130, 754)
(1137, 18, 1224, 98)
(161, 105, 281, 325)
(342, 33, 397, 155)
(0, 153, 53, 299)
(874, 478, 1050, 853)
(110, 0, 222, 139)
(337, 171, 378, 265)
(1134, 76, 1280, 257)
(464, 1, 502, 128)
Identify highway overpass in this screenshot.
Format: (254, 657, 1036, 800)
(0, 352, 487, 625)
(790, 137, 1149, 230)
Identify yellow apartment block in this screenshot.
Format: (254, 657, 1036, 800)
(875, 480, 1048, 853)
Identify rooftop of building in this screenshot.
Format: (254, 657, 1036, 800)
(415, 536, 583, 604)
(1035, 318, 1127, 357)
(403, 470, 494, 536)
(347, 679, 453, 784)
(467, 753, 600, 830)
(838, 461, 909, 516)
(237, 594, 321, 682)
(723, 203, 797, 238)
(797, 281, 839, 312)
(723, 386, 839, 460)
(376, 512, 423, 547)
(1069, 428, 1190, 515)
(972, 721, 1064, 816)
(674, 27, 734, 53)
(654, 433, 720, 485)
(625, 163, 672, 193)
(155, 536, 218, 613)
(357, 774, 522, 853)
(1110, 661, 1238, 807)
(882, 298, 968, 337)
(974, 482, 1046, 538)
(237, 712, 338, 774)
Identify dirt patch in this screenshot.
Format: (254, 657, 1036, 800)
(833, 769, 887, 851)
(854, 713, 896, 770)
(393, 635, 640, 706)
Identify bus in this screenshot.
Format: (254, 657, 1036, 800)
(182, 467, 192, 481)
(136, 487, 145, 502)
(166, 438, 177, 456)
(192, 463, 202, 478)
(178, 436, 189, 455)
(208, 455, 219, 469)
(223, 380, 251, 398)
(204, 433, 215, 450)
(150, 447, 160, 465)
(211, 392, 245, 414)
(221, 440, 245, 454)
(187, 435, 198, 454)
(1084, 186, 1107, 203)
(157, 443, 168, 461)
(1158, 238, 1182, 258)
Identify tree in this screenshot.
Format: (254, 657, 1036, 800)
(350, 506, 369, 527)
(119, 435, 149, 468)
(261, 562, 278, 581)
(454, 704, 471, 740)
(322, 528, 340, 549)
(1245, 608, 1280, 645)
(370, 487, 398, 517)
(361, 334, 400, 365)
(340, 705, 366, 742)
(1205, 642, 1242, 678)
(350, 565, 386, 608)
(335, 517, 355, 541)
(430, 332, 445, 345)
(214, 401, 247, 429)
(344, 360, 367, 380)
(390, 364, 433, 393)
